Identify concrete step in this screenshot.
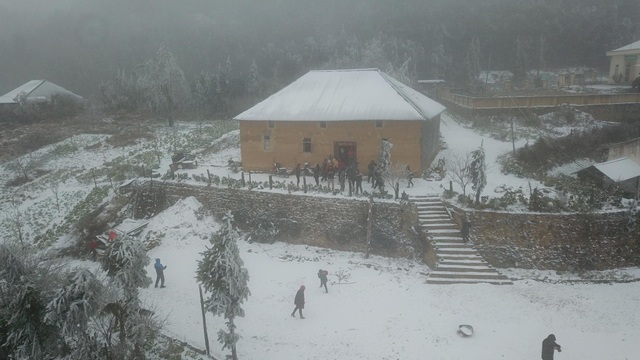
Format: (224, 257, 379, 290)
(421, 224, 460, 231)
(437, 249, 479, 256)
(428, 271, 509, 279)
(432, 242, 473, 249)
(410, 195, 513, 286)
(425, 277, 513, 285)
(435, 265, 495, 272)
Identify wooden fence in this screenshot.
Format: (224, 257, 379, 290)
(440, 89, 640, 110)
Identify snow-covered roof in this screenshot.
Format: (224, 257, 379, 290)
(577, 157, 640, 182)
(234, 69, 445, 122)
(417, 79, 445, 84)
(0, 80, 83, 104)
(608, 40, 640, 54)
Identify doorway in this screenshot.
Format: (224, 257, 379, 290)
(334, 141, 357, 167)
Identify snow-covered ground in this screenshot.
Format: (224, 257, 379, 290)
(1, 112, 639, 359)
(138, 196, 640, 360)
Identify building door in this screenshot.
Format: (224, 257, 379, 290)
(334, 141, 357, 167)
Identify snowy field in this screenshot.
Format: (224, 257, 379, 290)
(1, 112, 639, 359)
(138, 196, 640, 360)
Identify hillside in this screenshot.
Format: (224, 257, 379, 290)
(1, 112, 639, 359)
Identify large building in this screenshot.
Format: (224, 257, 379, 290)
(235, 69, 446, 175)
(606, 40, 640, 84)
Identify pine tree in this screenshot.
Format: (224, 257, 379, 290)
(0, 245, 61, 359)
(464, 37, 481, 93)
(247, 59, 261, 101)
(375, 139, 393, 192)
(136, 43, 191, 125)
(197, 211, 250, 360)
(101, 236, 154, 358)
(469, 145, 487, 204)
(44, 269, 105, 359)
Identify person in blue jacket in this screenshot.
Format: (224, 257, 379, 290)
(154, 258, 167, 288)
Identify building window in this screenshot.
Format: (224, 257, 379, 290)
(375, 120, 383, 128)
(268, 120, 275, 128)
(319, 121, 327, 128)
(303, 138, 311, 153)
(263, 135, 271, 151)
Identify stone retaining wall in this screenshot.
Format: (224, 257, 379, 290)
(149, 182, 426, 259)
(449, 204, 640, 271)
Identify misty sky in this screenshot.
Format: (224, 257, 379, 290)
(1, 0, 638, 98)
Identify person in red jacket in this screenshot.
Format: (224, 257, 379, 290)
(290, 285, 306, 319)
(88, 238, 99, 261)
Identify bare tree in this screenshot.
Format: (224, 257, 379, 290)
(9, 196, 25, 244)
(50, 182, 61, 211)
(446, 152, 473, 197)
(381, 162, 409, 199)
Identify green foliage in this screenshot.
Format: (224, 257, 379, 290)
(506, 124, 640, 176)
(32, 186, 110, 246)
(197, 212, 250, 359)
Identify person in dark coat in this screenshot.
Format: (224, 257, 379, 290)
(461, 217, 471, 243)
(327, 166, 335, 191)
(541, 334, 561, 360)
(294, 163, 301, 186)
(154, 258, 167, 288)
(367, 160, 376, 183)
(291, 285, 306, 318)
(313, 163, 321, 185)
(406, 165, 414, 187)
(88, 238, 99, 261)
(355, 169, 363, 194)
(318, 269, 329, 293)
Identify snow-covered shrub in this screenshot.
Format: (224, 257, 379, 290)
(197, 212, 250, 360)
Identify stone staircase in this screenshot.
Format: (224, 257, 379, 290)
(411, 195, 512, 285)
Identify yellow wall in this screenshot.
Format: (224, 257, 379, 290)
(608, 52, 640, 84)
(239, 120, 429, 174)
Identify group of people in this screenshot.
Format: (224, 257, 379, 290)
(291, 269, 330, 319)
(153, 258, 565, 360)
(293, 156, 365, 194)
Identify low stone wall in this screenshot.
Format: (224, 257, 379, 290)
(449, 204, 640, 271)
(150, 182, 426, 259)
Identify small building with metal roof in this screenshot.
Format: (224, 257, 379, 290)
(0, 80, 84, 107)
(606, 40, 640, 85)
(575, 157, 640, 196)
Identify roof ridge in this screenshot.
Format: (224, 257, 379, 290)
(378, 70, 432, 121)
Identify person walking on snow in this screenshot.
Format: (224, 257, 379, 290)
(154, 258, 167, 288)
(291, 285, 306, 318)
(541, 334, 562, 360)
(318, 269, 329, 293)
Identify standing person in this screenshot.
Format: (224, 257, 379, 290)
(318, 269, 329, 293)
(541, 334, 562, 360)
(327, 166, 335, 191)
(294, 163, 301, 187)
(88, 238, 99, 261)
(313, 163, 320, 185)
(154, 258, 167, 288)
(321, 158, 328, 181)
(291, 285, 306, 319)
(406, 165, 414, 188)
(461, 217, 471, 243)
(355, 169, 363, 194)
(338, 167, 346, 192)
(367, 160, 376, 183)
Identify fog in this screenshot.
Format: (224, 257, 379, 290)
(1, 0, 638, 98)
